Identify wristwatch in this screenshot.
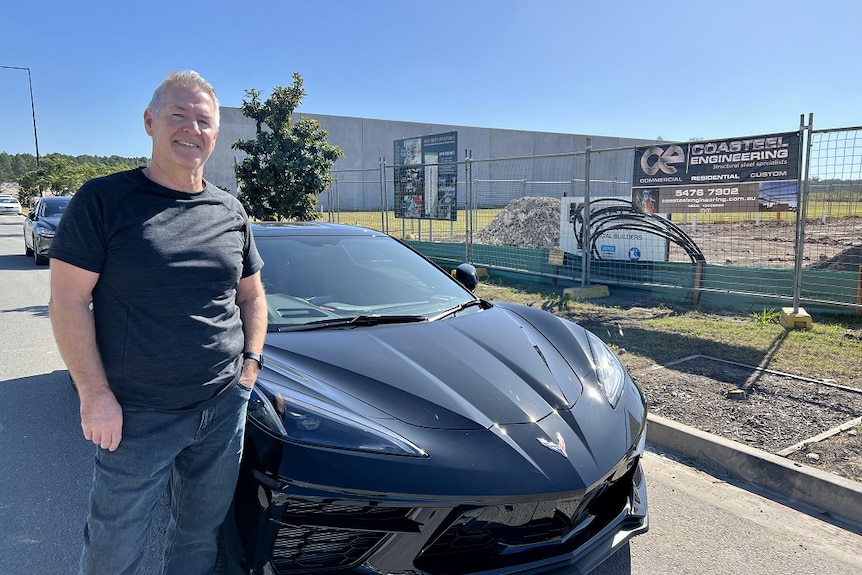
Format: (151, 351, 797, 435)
(242, 352, 263, 370)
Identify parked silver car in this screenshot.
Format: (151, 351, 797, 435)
(23, 196, 71, 265)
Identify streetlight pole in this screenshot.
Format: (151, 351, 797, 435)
(1, 65, 40, 166)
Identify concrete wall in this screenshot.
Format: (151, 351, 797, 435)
(205, 107, 655, 194)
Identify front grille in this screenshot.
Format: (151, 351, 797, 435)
(268, 500, 415, 574)
(271, 525, 383, 573)
(415, 462, 638, 575)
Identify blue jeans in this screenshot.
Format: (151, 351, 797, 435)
(80, 381, 251, 575)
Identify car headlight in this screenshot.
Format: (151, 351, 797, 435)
(585, 330, 626, 408)
(248, 379, 427, 457)
(36, 228, 55, 238)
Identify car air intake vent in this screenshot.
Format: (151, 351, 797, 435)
(268, 499, 417, 574)
(415, 465, 636, 575)
(270, 525, 383, 573)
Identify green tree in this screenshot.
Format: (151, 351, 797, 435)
(10, 153, 36, 179)
(2, 151, 146, 189)
(17, 154, 139, 207)
(0, 153, 12, 181)
(232, 73, 342, 221)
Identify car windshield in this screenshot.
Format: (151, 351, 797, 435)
(43, 200, 69, 217)
(0, 198, 18, 204)
(255, 233, 480, 331)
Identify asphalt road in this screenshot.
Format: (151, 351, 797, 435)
(1, 214, 860, 575)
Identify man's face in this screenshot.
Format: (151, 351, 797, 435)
(144, 84, 218, 173)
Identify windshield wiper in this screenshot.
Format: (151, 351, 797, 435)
(290, 314, 429, 332)
(428, 299, 486, 321)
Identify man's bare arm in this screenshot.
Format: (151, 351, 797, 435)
(49, 259, 123, 451)
(236, 271, 267, 387)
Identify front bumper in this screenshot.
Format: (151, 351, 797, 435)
(33, 233, 54, 256)
(223, 445, 647, 575)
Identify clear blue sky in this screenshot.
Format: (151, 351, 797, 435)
(1, 0, 859, 159)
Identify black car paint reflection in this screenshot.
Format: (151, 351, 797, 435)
(219, 222, 648, 575)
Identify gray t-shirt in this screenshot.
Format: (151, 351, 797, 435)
(51, 168, 263, 411)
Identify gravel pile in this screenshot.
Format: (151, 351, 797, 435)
(474, 196, 561, 249)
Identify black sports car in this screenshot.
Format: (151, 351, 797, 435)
(219, 222, 648, 575)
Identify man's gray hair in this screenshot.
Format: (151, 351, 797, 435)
(147, 70, 220, 130)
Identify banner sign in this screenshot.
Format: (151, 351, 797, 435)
(631, 132, 800, 214)
(394, 131, 458, 221)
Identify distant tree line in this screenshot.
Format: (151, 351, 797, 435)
(1, 152, 149, 207)
(0, 152, 148, 182)
(0, 152, 38, 181)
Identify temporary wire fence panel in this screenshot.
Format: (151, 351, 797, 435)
(801, 128, 862, 309)
(323, 127, 862, 313)
(318, 168, 384, 226)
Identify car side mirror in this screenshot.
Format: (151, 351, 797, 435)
(28, 211, 36, 221)
(453, 263, 479, 291)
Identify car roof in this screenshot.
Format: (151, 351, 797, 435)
(251, 221, 388, 238)
(38, 196, 71, 203)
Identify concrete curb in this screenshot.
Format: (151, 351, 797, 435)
(646, 413, 862, 527)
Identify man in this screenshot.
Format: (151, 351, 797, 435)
(49, 70, 267, 575)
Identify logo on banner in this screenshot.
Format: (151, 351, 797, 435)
(640, 145, 685, 176)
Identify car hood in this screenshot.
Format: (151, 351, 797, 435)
(263, 305, 594, 430)
(36, 217, 61, 231)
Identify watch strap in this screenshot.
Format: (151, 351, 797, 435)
(242, 352, 263, 370)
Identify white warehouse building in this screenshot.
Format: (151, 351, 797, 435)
(205, 106, 656, 203)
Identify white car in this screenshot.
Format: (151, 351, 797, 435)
(0, 195, 22, 215)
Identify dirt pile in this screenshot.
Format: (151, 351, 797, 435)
(470, 197, 861, 273)
(810, 245, 862, 271)
(474, 197, 560, 249)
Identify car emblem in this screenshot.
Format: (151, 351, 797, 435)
(538, 433, 568, 458)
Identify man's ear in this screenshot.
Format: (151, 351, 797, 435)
(143, 109, 154, 136)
